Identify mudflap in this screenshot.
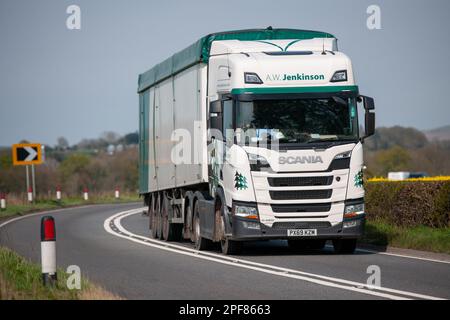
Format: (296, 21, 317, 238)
(198, 199, 215, 241)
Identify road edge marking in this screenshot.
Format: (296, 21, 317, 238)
(105, 208, 446, 301)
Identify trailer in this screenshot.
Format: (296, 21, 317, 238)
(138, 28, 375, 254)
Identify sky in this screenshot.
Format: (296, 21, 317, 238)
(0, 0, 449, 146)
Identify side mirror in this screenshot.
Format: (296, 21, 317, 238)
(365, 112, 375, 138)
(361, 95, 375, 110)
(209, 100, 222, 132)
(359, 95, 375, 140)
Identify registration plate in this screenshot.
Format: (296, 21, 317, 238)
(287, 229, 317, 237)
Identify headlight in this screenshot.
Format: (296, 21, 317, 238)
(343, 220, 359, 229)
(334, 151, 352, 159)
(234, 205, 259, 220)
(244, 72, 263, 84)
(344, 203, 364, 218)
(330, 70, 347, 82)
(247, 153, 270, 171)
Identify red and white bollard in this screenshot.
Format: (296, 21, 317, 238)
(56, 185, 61, 202)
(83, 187, 89, 201)
(0, 193, 6, 211)
(115, 187, 120, 200)
(40, 216, 57, 286)
(27, 187, 33, 203)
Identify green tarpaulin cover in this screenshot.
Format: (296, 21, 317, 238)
(137, 28, 335, 93)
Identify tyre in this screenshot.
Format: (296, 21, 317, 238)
(182, 196, 192, 240)
(220, 237, 242, 255)
(150, 194, 159, 239)
(161, 194, 181, 241)
(148, 199, 153, 231)
(154, 194, 163, 239)
(332, 239, 357, 254)
(193, 201, 212, 251)
(216, 199, 242, 255)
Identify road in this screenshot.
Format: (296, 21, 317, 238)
(0, 203, 449, 300)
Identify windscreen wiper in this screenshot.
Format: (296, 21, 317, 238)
(306, 138, 338, 143)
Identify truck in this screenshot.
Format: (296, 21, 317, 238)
(138, 28, 375, 255)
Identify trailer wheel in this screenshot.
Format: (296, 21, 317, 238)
(148, 195, 153, 231)
(152, 193, 163, 239)
(150, 194, 159, 239)
(183, 199, 193, 241)
(193, 201, 211, 250)
(332, 239, 357, 254)
(162, 194, 182, 241)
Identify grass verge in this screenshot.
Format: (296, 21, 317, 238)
(362, 220, 450, 254)
(0, 246, 121, 300)
(0, 194, 140, 220)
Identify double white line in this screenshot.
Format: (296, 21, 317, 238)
(104, 208, 445, 300)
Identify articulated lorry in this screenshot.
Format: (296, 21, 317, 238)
(138, 28, 375, 255)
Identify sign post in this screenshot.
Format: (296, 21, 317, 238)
(31, 164, 36, 200)
(12, 143, 43, 202)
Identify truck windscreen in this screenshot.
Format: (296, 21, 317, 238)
(235, 98, 358, 145)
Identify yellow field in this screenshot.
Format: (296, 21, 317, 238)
(368, 176, 450, 182)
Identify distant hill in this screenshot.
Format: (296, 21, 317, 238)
(423, 125, 450, 141)
(364, 126, 428, 151)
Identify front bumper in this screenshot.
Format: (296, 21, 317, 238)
(230, 214, 365, 241)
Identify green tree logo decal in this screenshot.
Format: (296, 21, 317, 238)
(354, 169, 363, 188)
(234, 171, 248, 190)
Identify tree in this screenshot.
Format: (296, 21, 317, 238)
(0, 150, 12, 170)
(101, 131, 120, 144)
(59, 153, 90, 179)
(374, 146, 411, 176)
(56, 136, 69, 150)
(123, 132, 139, 145)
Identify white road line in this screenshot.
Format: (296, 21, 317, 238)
(323, 244, 450, 265)
(0, 203, 138, 229)
(0, 205, 94, 229)
(104, 208, 446, 301)
(356, 247, 450, 265)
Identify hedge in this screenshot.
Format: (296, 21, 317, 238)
(365, 180, 450, 228)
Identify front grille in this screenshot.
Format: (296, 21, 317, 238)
(268, 176, 332, 187)
(272, 221, 331, 229)
(269, 190, 332, 200)
(271, 203, 331, 213)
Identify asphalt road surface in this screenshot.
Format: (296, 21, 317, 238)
(1, 203, 449, 300)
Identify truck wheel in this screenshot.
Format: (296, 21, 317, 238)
(183, 198, 193, 241)
(216, 200, 242, 255)
(332, 239, 357, 254)
(148, 206, 152, 231)
(148, 194, 155, 231)
(220, 238, 242, 255)
(193, 201, 211, 251)
(150, 195, 159, 239)
(161, 195, 182, 241)
(155, 194, 163, 239)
